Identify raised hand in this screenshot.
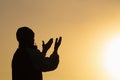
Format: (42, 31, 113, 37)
(54, 37, 62, 52)
(42, 38, 53, 55)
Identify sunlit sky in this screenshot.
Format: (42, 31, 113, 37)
(1, 0, 120, 80)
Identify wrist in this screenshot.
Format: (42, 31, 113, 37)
(53, 49, 58, 53)
(42, 50, 47, 53)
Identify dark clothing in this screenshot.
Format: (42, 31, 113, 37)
(12, 47, 59, 80)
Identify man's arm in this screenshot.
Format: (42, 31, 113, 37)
(42, 38, 53, 56)
(26, 37, 62, 72)
(41, 37, 62, 71)
(39, 51, 59, 72)
(26, 48, 59, 71)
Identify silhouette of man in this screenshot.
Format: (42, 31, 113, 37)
(12, 27, 62, 80)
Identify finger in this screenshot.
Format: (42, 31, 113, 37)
(42, 40, 45, 46)
(59, 37, 62, 42)
(49, 38, 53, 43)
(58, 37, 62, 44)
(55, 38, 58, 44)
(46, 38, 53, 45)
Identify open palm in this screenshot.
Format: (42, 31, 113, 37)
(42, 38, 53, 55)
(54, 37, 62, 52)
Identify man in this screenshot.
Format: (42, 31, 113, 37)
(12, 27, 62, 80)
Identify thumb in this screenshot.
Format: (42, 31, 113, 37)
(42, 40, 45, 46)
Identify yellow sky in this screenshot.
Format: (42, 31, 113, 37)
(1, 0, 120, 80)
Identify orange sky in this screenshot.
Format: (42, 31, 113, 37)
(1, 0, 120, 80)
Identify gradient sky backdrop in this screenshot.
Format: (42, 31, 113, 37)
(1, 0, 120, 80)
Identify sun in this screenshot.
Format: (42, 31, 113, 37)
(104, 36, 120, 79)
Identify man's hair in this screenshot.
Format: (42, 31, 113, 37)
(16, 27, 34, 43)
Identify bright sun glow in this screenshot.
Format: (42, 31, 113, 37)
(104, 36, 120, 80)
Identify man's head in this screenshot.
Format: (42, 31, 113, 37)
(16, 27, 34, 47)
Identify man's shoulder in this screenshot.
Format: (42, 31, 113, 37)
(26, 48, 42, 55)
